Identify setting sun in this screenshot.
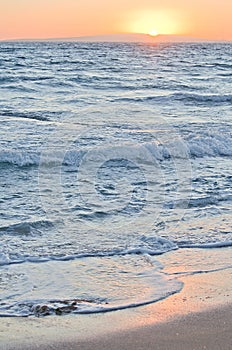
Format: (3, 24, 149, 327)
(121, 9, 190, 37)
(148, 30, 158, 36)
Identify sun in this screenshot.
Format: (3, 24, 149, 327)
(148, 29, 158, 36)
(122, 9, 186, 37)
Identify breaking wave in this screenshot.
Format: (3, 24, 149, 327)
(1, 131, 232, 167)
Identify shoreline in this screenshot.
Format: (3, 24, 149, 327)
(1, 248, 232, 350)
(4, 303, 231, 350)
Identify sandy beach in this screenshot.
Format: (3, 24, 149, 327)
(51, 305, 232, 350)
(3, 304, 230, 350)
(1, 248, 231, 350)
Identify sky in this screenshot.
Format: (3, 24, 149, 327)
(0, 0, 232, 40)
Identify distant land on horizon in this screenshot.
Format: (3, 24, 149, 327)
(2, 33, 218, 43)
(61, 33, 206, 43)
(67, 33, 210, 42)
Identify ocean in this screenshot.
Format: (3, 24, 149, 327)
(0, 41, 231, 317)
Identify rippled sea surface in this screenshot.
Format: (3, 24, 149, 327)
(0, 41, 232, 316)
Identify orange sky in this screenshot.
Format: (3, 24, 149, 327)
(0, 0, 232, 40)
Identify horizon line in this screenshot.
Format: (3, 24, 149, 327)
(1, 33, 231, 43)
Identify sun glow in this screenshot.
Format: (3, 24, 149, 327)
(122, 9, 188, 36)
(148, 29, 158, 36)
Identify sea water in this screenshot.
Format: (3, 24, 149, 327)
(0, 41, 231, 316)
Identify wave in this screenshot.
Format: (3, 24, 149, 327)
(0, 235, 177, 267)
(2, 84, 37, 93)
(0, 150, 41, 167)
(1, 111, 50, 122)
(0, 76, 17, 83)
(0, 285, 181, 317)
(179, 241, 232, 249)
(174, 93, 232, 104)
(1, 240, 231, 317)
(0, 220, 54, 236)
(213, 62, 232, 70)
(187, 132, 232, 157)
(0, 248, 183, 317)
(114, 93, 232, 106)
(165, 193, 232, 209)
(20, 76, 53, 82)
(0, 131, 232, 168)
(1, 230, 232, 268)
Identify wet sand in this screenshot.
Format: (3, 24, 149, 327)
(1, 248, 231, 350)
(51, 305, 232, 350)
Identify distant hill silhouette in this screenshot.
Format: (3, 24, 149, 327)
(72, 33, 202, 42)
(3, 33, 211, 43)
(47, 33, 208, 43)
